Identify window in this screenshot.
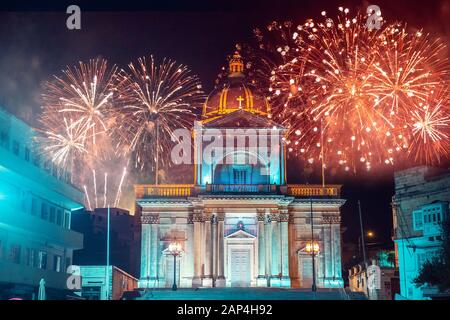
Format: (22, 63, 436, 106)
(64, 211, 71, 229)
(0, 131, 9, 149)
(41, 203, 48, 220)
(50, 207, 56, 223)
(52, 165, 58, 177)
(44, 160, 51, 172)
(38, 251, 47, 269)
(12, 140, 20, 156)
(26, 248, 37, 267)
(413, 210, 423, 231)
(233, 169, 247, 184)
(31, 198, 37, 215)
(53, 255, 62, 272)
(33, 153, 40, 167)
(56, 209, 63, 226)
(25, 147, 30, 161)
(10, 245, 21, 264)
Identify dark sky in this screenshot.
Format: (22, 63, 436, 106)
(0, 0, 448, 245)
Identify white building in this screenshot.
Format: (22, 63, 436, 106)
(0, 107, 84, 299)
(392, 166, 450, 300)
(136, 52, 345, 289)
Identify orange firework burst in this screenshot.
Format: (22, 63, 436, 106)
(114, 55, 204, 173)
(408, 88, 450, 164)
(254, 7, 450, 171)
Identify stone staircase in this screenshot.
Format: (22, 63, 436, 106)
(135, 287, 367, 300)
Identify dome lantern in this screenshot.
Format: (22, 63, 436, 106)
(228, 51, 244, 77)
(202, 51, 271, 119)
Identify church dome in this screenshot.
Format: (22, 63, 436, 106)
(202, 51, 271, 118)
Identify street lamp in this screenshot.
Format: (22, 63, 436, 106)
(309, 197, 317, 292)
(168, 242, 183, 291)
(305, 241, 320, 255)
(305, 240, 320, 292)
(358, 230, 375, 259)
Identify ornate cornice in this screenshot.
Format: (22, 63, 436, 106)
(323, 215, 341, 224)
(141, 214, 160, 224)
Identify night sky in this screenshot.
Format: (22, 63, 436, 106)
(0, 0, 449, 246)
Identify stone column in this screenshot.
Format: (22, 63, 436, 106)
(280, 209, 291, 287)
(332, 221, 343, 287)
(216, 211, 226, 287)
(264, 214, 272, 287)
(149, 214, 159, 284)
(186, 214, 195, 286)
(139, 218, 151, 287)
(323, 215, 344, 288)
(211, 214, 217, 286)
(256, 210, 266, 286)
(322, 222, 332, 282)
(270, 211, 281, 287)
(202, 211, 213, 287)
(192, 209, 203, 287)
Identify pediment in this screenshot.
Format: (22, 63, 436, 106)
(225, 229, 256, 239)
(202, 109, 284, 129)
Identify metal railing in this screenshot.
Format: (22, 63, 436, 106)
(135, 183, 341, 198)
(206, 184, 277, 193)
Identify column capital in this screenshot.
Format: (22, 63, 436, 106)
(268, 213, 279, 223)
(257, 210, 266, 222)
(141, 214, 159, 224)
(193, 213, 203, 223)
(279, 213, 290, 223)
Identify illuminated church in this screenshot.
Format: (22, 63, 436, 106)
(136, 52, 345, 289)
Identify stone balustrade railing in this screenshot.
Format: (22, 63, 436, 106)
(135, 183, 341, 198)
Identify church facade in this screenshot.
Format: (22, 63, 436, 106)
(136, 52, 345, 289)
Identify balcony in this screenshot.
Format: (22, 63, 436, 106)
(206, 184, 277, 193)
(286, 184, 341, 198)
(135, 184, 195, 198)
(135, 183, 341, 198)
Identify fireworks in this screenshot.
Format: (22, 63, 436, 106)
(36, 116, 88, 169)
(83, 166, 128, 211)
(114, 55, 204, 173)
(254, 8, 450, 170)
(41, 58, 118, 163)
(409, 88, 450, 164)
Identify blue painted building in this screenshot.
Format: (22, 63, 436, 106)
(392, 166, 450, 299)
(0, 107, 84, 299)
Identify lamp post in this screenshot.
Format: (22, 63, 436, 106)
(309, 197, 317, 292)
(305, 240, 320, 291)
(168, 242, 183, 291)
(358, 231, 374, 259)
(358, 200, 370, 298)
